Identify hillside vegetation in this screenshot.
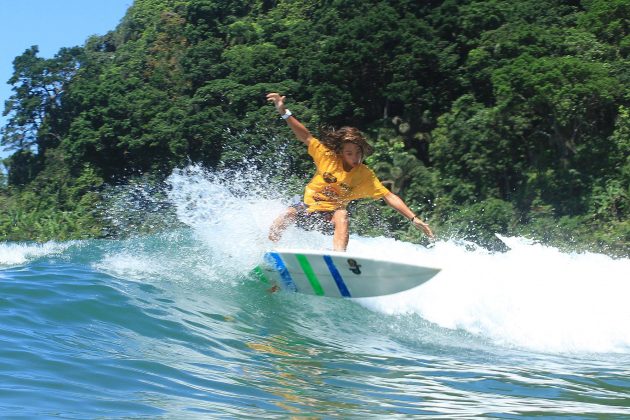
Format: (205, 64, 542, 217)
(1, 0, 628, 255)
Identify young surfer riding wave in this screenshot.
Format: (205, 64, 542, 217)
(267, 92, 434, 251)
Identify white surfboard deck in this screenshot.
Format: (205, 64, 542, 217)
(253, 248, 440, 298)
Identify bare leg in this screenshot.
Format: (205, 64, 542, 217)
(331, 209, 349, 251)
(269, 207, 297, 242)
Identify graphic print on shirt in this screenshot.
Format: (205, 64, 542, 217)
(313, 185, 340, 202)
(339, 182, 352, 194)
(305, 138, 389, 212)
(322, 172, 337, 184)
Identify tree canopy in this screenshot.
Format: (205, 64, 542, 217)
(1, 0, 628, 255)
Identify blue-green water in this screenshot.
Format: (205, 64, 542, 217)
(1, 168, 629, 417)
(1, 232, 629, 418)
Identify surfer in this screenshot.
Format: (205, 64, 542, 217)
(266, 92, 434, 251)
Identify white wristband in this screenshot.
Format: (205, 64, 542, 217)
(281, 109, 293, 120)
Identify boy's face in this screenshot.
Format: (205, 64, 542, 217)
(341, 143, 363, 168)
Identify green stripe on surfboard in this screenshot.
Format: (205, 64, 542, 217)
(252, 266, 269, 284)
(295, 254, 325, 296)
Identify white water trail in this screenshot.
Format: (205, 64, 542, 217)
(165, 164, 630, 354)
(359, 236, 630, 354)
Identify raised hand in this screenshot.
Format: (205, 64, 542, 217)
(266, 92, 286, 114)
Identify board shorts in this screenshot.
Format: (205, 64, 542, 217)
(290, 201, 335, 235)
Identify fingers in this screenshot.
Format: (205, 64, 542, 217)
(266, 92, 286, 114)
(267, 92, 286, 114)
(413, 219, 435, 239)
(422, 224, 435, 239)
(266, 92, 283, 103)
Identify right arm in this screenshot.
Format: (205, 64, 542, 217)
(382, 192, 434, 239)
(266, 92, 312, 146)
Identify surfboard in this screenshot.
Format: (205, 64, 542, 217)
(252, 248, 440, 298)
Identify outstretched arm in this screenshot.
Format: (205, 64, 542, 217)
(382, 192, 435, 239)
(267, 92, 312, 146)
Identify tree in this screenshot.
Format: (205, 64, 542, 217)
(1, 46, 83, 157)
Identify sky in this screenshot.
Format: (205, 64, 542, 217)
(0, 0, 133, 158)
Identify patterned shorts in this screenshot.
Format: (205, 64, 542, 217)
(291, 202, 335, 235)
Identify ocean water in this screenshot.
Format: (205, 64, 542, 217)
(1, 166, 629, 418)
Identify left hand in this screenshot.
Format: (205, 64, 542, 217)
(412, 217, 435, 239)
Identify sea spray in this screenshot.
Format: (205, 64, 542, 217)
(163, 164, 630, 353)
(0, 241, 76, 266)
(165, 164, 332, 268)
(97, 164, 630, 354)
(98, 174, 183, 237)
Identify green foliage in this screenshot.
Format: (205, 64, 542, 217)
(446, 198, 516, 250)
(578, 0, 630, 46)
(1, 46, 83, 156)
(431, 95, 516, 203)
(0, 0, 627, 256)
(0, 150, 104, 241)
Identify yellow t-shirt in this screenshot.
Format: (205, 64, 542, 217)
(304, 137, 390, 212)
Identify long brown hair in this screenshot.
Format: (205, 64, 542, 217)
(319, 126, 374, 157)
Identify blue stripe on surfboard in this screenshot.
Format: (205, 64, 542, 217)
(323, 255, 351, 298)
(265, 252, 298, 292)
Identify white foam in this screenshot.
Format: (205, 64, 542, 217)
(0, 241, 73, 266)
(165, 164, 630, 354)
(358, 235, 630, 354)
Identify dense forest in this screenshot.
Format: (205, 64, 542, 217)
(1, 0, 628, 255)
